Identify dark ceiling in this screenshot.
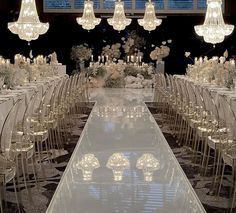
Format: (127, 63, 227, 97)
(1, 0, 236, 16)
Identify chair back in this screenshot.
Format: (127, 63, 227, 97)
(0, 98, 24, 157)
(22, 91, 39, 135)
(218, 95, 236, 140)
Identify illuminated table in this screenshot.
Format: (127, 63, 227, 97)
(46, 88, 206, 213)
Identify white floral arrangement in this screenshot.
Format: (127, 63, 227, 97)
(121, 31, 146, 56)
(0, 64, 27, 89)
(122, 37, 135, 54)
(71, 43, 92, 62)
(87, 63, 155, 89)
(150, 43, 170, 61)
(101, 43, 121, 60)
(186, 51, 236, 88)
(48, 52, 60, 65)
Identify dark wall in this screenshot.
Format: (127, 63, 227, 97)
(0, 0, 236, 75)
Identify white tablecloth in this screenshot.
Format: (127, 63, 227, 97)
(0, 75, 67, 136)
(174, 75, 236, 125)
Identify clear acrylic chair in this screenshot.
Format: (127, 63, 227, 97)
(216, 95, 236, 200)
(30, 84, 55, 171)
(11, 91, 39, 192)
(0, 98, 23, 213)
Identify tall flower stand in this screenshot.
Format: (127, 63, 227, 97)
(156, 60, 165, 74)
(76, 60, 85, 72)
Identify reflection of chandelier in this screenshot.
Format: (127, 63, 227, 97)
(194, 0, 234, 45)
(107, 0, 131, 32)
(8, 0, 49, 42)
(77, 154, 100, 181)
(138, 0, 162, 32)
(136, 153, 160, 182)
(106, 153, 130, 181)
(76, 0, 101, 31)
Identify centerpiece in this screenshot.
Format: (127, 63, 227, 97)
(185, 51, 236, 89)
(150, 41, 171, 73)
(71, 43, 92, 72)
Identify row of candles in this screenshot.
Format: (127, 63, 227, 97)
(195, 56, 235, 68)
(90, 55, 109, 63)
(90, 55, 142, 63)
(14, 54, 47, 65)
(127, 55, 142, 63)
(0, 55, 49, 66)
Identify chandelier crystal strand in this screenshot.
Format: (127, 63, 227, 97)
(138, 0, 162, 32)
(107, 0, 131, 32)
(76, 0, 101, 31)
(8, 0, 49, 42)
(194, 0, 234, 45)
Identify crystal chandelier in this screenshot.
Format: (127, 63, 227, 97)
(138, 0, 162, 32)
(76, 0, 101, 31)
(107, 0, 131, 32)
(8, 0, 49, 42)
(194, 0, 234, 45)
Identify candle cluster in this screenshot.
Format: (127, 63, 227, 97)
(127, 55, 142, 63)
(89, 55, 110, 66)
(0, 56, 10, 66)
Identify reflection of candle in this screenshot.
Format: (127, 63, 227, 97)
(127, 56, 129, 62)
(102, 56, 104, 62)
(91, 55, 93, 62)
(106, 55, 108, 61)
(139, 56, 142, 63)
(98, 56, 101, 62)
(136, 56, 138, 62)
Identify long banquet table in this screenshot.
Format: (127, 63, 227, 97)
(174, 75, 236, 125)
(0, 75, 67, 136)
(46, 88, 206, 213)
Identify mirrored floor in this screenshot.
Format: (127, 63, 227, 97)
(46, 88, 206, 213)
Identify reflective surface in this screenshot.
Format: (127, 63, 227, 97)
(46, 88, 206, 213)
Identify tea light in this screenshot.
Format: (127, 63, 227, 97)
(230, 59, 235, 68)
(199, 57, 203, 64)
